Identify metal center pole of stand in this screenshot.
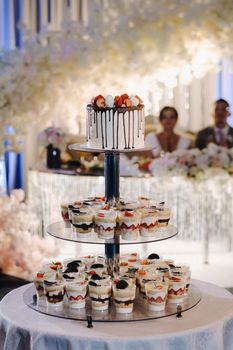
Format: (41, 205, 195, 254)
(104, 152, 120, 276)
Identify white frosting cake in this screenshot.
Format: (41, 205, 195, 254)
(86, 94, 145, 150)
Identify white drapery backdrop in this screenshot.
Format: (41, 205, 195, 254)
(1, 0, 233, 172)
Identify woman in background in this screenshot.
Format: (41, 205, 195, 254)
(145, 106, 191, 157)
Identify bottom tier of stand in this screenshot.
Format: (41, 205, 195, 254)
(23, 283, 201, 323)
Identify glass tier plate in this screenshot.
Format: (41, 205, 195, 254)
(68, 143, 154, 153)
(23, 283, 201, 322)
(46, 221, 178, 245)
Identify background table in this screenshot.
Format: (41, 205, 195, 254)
(1, 280, 233, 350)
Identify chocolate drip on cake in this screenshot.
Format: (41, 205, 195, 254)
(95, 111, 98, 138)
(137, 111, 140, 138)
(86, 105, 144, 149)
(128, 111, 130, 149)
(100, 112, 104, 149)
(104, 111, 107, 148)
(112, 110, 115, 149)
(88, 110, 91, 139)
(123, 112, 127, 149)
(116, 112, 119, 149)
(139, 109, 142, 130)
(132, 110, 135, 148)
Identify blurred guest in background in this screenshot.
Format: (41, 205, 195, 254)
(195, 99, 233, 149)
(145, 106, 191, 157)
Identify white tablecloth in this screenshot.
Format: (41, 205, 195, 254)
(1, 280, 233, 350)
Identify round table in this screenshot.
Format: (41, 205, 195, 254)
(1, 280, 233, 350)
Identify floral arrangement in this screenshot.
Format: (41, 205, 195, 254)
(0, 1, 233, 133)
(91, 94, 143, 108)
(38, 126, 64, 147)
(0, 189, 56, 280)
(149, 144, 233, 178)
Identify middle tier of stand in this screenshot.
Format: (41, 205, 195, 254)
(47, 221, 178, 245)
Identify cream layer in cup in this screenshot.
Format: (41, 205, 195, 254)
(140, 208, 158, 237)
(88, 275, 112, 311)
(145, 281, 168, 311)
(118, 210, 140, 241)
(157, 208, 170, 228)
(44, 280, 65, 309)
(66, 280, 87, 309)
(94, 207, 117, 239)
(170, 264, 191, 295)
(71, 209, 93, 236)
(167, 276, 186, 303)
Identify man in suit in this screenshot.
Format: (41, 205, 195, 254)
(195, 99, 233, 149)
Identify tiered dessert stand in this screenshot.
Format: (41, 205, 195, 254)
(23, 144, 202, 323)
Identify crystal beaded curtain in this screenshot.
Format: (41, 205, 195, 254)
(28, 170, 233, 263)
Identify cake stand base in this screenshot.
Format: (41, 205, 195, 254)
(23, 284, 201, 323)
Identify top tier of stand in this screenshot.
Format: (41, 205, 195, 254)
(68, 143, 154, 153)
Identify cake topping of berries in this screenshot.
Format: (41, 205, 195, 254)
(94, 95, 106, 108)
(90, 273, 102, 280)
(148, 253, 160, 260)
(171, 276, 181, 282)
(124, 211, 134, 217)
(97, 213, 105, 218)
(156, 284, 164, 289)
(91, 94, 143, 109)
(116, 280, 129, 289)
(138, 270, 146, 276)
(37, 273, 44, 278)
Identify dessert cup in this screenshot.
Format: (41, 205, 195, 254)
(145, 281, 168, 311)
(33, 271, 56, 305)
(167, 276, 186, 303)
(94, 208, 117, 239)
(66, 280, 87, 309)
(119, 210, 140, 241)
(44, 281, 65, 309)
(157, 207, 170, 228)
(60, 203, 72, 226)
(140, 208, 158, 237)
(113, 279, 136, 314)
(137, 271, 160, 296)
(71, 209, 93, 237)
(88, 276, 112, 311)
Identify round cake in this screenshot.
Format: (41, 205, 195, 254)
(86, 94, 145, 150)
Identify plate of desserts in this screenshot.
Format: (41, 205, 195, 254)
(24, 253, 201, 322)
(48, 196, 177, 244)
